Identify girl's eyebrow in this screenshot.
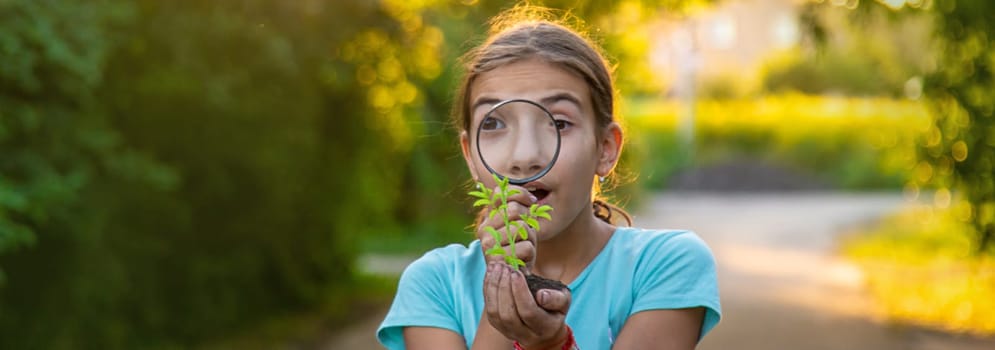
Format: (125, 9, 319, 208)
(539, 92, 583, 110)
(472, 92, 583, 113)
(471, 97, 503, 113)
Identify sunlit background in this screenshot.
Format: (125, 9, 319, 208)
(1, 0, 993, 349)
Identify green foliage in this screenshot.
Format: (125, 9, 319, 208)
(0, 0, 444, 348)
(470, 174, 552, 271)
(844, 0, 995, 253)
(0, 0, 125, 274)
(843, 204, 995, 334)
(918, 0, 995, 253)
(766, 2, 934, 97)
(763, 49, 905, 96)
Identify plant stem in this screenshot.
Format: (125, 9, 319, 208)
(500, 190, 518, 269)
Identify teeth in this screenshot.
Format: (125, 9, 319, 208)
(525, 186, 537, 191)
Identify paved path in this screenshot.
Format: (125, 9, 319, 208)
(640, 192, 993, 350)
(326, 192, 995, 349)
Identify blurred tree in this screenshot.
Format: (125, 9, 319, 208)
(1, 0, 444, 348)
(0, 0, 178, 347)
(850, 0, 995, 253)
(765, 2, 934, 97)
(0, 0, 123, 278)
(920, 0, 995, 253)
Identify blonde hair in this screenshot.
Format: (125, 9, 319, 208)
(456, 5, 631, 226)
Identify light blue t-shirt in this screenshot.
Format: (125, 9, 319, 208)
(376, 227, 721, 349)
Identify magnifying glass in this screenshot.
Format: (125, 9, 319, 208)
(475, 99, 561, 185)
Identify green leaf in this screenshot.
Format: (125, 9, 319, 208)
(525, 217, 539, 231)
(484, 225, 500, 237)
(494, 173, 506, 185)
(469, 190, 488, 199)
(486, 246, 506, 256)
(533, 204, 553, 220)
(510, 221, 523, 235)
(507, 188, 521, 196)
(517, 226, 528, 240)
(487, 232, 503, 251)
(495, 174, 509, 194)
(490, 236, 503, 248)
(473, 198, 492, 208)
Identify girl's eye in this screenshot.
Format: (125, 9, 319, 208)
(554, 119, 572, 131)
(481, 116, 505, 130)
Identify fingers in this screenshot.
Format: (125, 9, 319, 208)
(476, 203, 532, 251)
(480, 235, 536, 266)
(478, 202, 532, 232)
(497, 185, 539, 247)
(483, 264, 568, 346)
(478, 216, 537, 266)
(480, 184, 535, 224)
(536, 289, 571, 313)
(495, 265, 519, 324)
(479, 221, 534, 246)
(510, 269, 542, 329)
(514, 240, 535, 270)
(476, 184, 536, 244)
(494, 265, 529, 332)
(505, 184, 537, 208)
(484, 263, 501, 316)
(476, 183, 539, 266)
(509, 269, 565, 341)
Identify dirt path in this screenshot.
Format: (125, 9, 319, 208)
(325, 192, 995, 349)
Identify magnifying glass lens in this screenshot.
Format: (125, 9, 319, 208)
(476, 100, 561, 185)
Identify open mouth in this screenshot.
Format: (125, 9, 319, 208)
(524, 183, 551, 203)
(530, 189, 550, 202)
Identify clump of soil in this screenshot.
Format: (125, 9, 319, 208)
(525, 273, 569, 301)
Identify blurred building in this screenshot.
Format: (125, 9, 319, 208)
(650, 0, 804, 96)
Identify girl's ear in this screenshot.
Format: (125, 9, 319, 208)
(596, 122, 623, 177)
(460, 131, 480, 181)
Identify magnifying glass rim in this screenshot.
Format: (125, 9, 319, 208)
(475, 98, 562, 186)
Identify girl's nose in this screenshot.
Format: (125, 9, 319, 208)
(508, 133, 544, 178)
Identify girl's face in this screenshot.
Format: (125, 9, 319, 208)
(461, 58, 621, 240)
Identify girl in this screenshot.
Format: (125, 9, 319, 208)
(378, 7, 720, 350)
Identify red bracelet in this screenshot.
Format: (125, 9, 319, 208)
(513, 326, 576, 350)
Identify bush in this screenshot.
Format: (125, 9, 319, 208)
(0, 0, 439, 348)
(843, 202, 995, 335)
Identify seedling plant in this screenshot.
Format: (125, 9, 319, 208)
(469, 174, 553, 271)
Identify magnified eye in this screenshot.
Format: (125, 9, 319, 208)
(481, 116, 505, 131)
(554, 119, 572, 130)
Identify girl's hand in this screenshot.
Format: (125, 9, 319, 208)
(484, 262, 572, 349)
(476, 184, 538, 271)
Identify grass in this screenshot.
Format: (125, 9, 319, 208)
(842, 202, 995, 336)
